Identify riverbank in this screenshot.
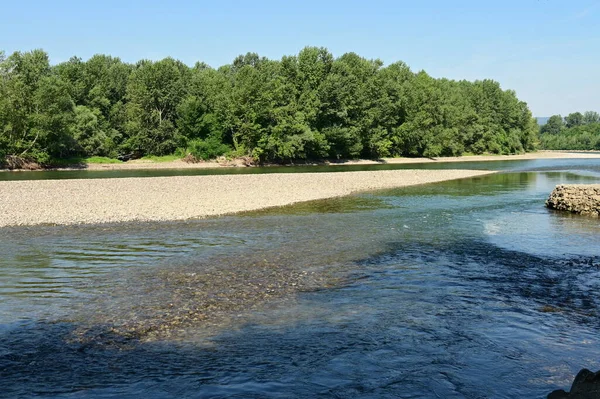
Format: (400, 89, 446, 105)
(0, 169, 493, 227)
(3, 151, 600, 173)
(75, 151, 600, 171)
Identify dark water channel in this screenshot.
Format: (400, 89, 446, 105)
(1, 160, 600, 398)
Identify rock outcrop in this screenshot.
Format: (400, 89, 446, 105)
(548, 369, 600, 398)
(546, 184, 600, 216)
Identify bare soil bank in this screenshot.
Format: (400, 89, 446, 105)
(0, 169, 493, 227)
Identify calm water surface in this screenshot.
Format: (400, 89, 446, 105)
(1, 160, 600, 398)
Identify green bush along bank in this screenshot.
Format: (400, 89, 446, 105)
(0, 48, 539, 167)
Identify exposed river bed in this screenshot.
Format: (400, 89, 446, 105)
(1, 159, 600, 398)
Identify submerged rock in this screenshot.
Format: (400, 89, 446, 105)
(546, 185, 600, 216)
(548, 369, 600, 399)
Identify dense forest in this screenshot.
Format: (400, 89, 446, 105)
(539, 112, 600, 150)
(0, 47, 539, 168)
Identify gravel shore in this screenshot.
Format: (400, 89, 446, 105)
(72, 150, 600, 171)
(0, 169, 493, 227)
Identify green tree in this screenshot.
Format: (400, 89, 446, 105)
(0, 49, 75, 163)
(55, 54, 132, 156)
(541, 115, 564, 135)
(1, 46, 543, 166)
(125, 58, 190, 155)
(72, 105, 109, 155)
(565, 112, 584, 128)
(540, 117, 600, 151)
(583, 111, 600, 125)
(317, 52, 384, 158)
(177, 66, 229, 151)
(218, 59, 271, 157)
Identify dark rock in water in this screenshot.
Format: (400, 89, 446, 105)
(546, 185, 600, 216)
(548, 369, 600, 398)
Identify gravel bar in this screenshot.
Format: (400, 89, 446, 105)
(0, 169, 494, 227)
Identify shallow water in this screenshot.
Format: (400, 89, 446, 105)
(1, 160, 600, 398)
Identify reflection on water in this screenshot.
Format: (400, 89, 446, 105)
(1, 162, 600, 398)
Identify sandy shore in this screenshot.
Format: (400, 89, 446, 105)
(72, 150, 600, 171)
(0, 169, 493, 227)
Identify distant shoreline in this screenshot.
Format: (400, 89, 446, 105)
(2, 151, 599, 173)
(70, 150, 600, 171)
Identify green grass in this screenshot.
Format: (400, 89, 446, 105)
(139, 154, 182, 162)
(47, 156, 122, 167)
(85, 156, 123, 164)
(46, 154, 182, 167)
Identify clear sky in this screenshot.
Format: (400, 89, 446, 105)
(1, 0, 599, 116)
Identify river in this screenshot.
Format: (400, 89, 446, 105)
(1, 159, 599, 398)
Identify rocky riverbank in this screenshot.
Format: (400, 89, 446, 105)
(546, 184, 600, 216)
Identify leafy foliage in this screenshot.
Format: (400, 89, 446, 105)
(186, 137, 230, 161)
(1, 47, 539, 167)
(540, 113, 600, 150)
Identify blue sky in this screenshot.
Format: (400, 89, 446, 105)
(1, 0, 599, 116)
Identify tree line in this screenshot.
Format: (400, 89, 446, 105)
(0, 47, 539, 167)
(539, 112, 600, 150)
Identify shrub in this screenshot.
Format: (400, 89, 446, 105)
(186, 136, 230, 161)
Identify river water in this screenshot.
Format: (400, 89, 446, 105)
(1, 159, 600, 398)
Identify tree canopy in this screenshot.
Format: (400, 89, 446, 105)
(1, 47, 539, 167)
(540, 112, 600, 150)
